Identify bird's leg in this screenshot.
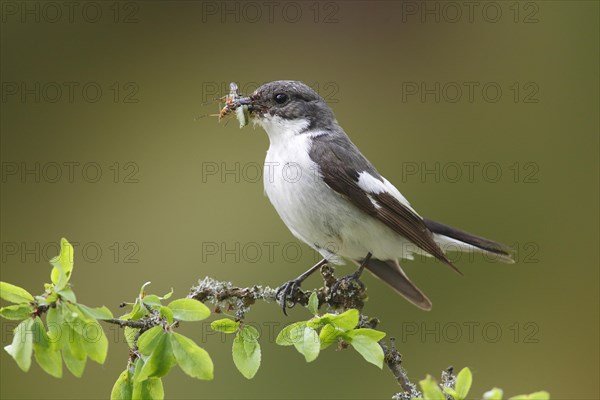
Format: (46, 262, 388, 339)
(330, 252, 372, 295)
(276, 258, 328, 316)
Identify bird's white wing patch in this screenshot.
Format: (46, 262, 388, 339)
(357, 171, 419, 215)
(356, 171, 385, 193)
(366, 194, 382, 209)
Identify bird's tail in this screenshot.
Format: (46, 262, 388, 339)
(362, 258, 432, 310)
(361, 221, 512, 310)
(423, 218, 514, 264)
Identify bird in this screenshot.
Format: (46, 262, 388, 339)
(222, 80, 514, 314)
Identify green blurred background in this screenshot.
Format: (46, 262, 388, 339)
(1, 1, 598, 399)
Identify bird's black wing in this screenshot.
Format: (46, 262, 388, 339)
(361, 258, 432, 310)
(309, 131, 460, 274)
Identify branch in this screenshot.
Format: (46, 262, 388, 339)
(187, 264, 420, 396)
(358, 315, 420, 397)
(103, 318, 151, 329)
(382, 339, 417, 394)
(103, 264, 420, 395)
(189, 264, 367, 316)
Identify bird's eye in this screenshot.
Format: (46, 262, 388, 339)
(274, 93, 289, 104)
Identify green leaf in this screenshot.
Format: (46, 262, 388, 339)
(211, 318, 240, 334)
(35, 295, 51, 306)
(306, 316, 322, 330)
(62, 332, 87, 377)
(111, 369, 133, 400)
(132, 357, 144, 380)
(131, 359, 164, 400)
(142, 289, 173, 307)
(527, 392, 550, 400)
(167, 298, 210, 321)
(137, 332, 176, 381)
(294, 327, 320, 362)
(444, 388, 459, 399)
(319, 324, 344, 349)
(322, 309, 359, 331)
(124, 327, 138, 348)
(132, 377, 164, 400)
(45, 292, 59, 304)
(137, 326, 165, 355)
(232, 326, 261, 379)
(346, 328, 386, 342)
(77, 304, 114, 320)
(276, 321, 307, 346)
(159, 306, 174, 324)
(0, 304, 34, 320)
(454, 367, 473, 400)
(509, 392, 550, 400)
(32, 317, 62, 378)
(64, 302, 108, 365)
(308, 292, 319, 315)
(0, 282, 34, 304)
(120, 300, 148, 321)
(60, 312, 91, 377)
(57, 305, 93, 377)
(143, 295, 162, 307)
(139, 281, 152, 297)
(46, 306, 64, 345)
(62, 302, 82, 323)
(242, 324, 259, 338)
(4, 318, 34, 371)
(348, 335, 384, 368)
(419, 375, 445, 400)
(57, 288, 77, 303)
(161, 288, 174, 300)
(170, 332, 214, 380)
(50, 238, 74, 291)
(483, 388, 504, 400)
(80, 322, 108, 364)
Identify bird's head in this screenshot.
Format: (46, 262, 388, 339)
(224, 80, 337, 139)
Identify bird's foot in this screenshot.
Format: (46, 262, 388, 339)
(330, 269, 365, 298)
(276, 279, 304, 316)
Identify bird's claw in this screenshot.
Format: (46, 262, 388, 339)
(276, 279, 303, 316)
(330, 270, 365, 298)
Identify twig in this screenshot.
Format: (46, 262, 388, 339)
(103, 264, 419, 396)
(188, 265, 367, 317)
(383, 339, 421, 398)
(103, 318, 150, 329)
(187, 264, 419, 396)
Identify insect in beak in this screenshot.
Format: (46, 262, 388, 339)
(218, 82, 253, 128)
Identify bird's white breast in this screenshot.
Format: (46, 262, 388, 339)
(258, 115, 419, 264)
(260, 116, 342, 260)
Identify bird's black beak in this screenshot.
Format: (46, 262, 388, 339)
(231, 96, 253, 111)
(233, 96, 252, 106)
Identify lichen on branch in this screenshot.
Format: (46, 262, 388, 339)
(187, 264, 418, 395)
